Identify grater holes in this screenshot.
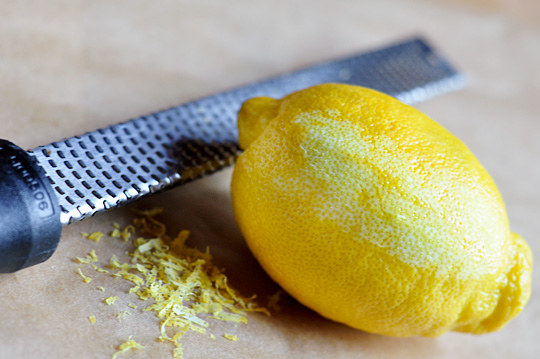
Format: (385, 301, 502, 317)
(103, 171, 112, 180)
(74, 189, 84, 198)
(93, 161, 103, 170)
(64, 161, 73, 170)
(85, 199, 96, 209)
(156, 166, 166, 174)
(55, 186, 65, 195)
(85, 151, 95, 160)
(92, 190, 102, 199)
(56, 169, 65, 178)
(121, 174, 131, 183)
(96, 179, 105, 188)
(77, 159, 87, 168)
(72, 171, 82, 180)
(86, 169, 96, 178)
(65, 180, 75, 188)
(81, 181, 91, 190)
(155, 151, 165, 159)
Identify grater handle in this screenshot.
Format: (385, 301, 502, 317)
(0, 140, 61, 272)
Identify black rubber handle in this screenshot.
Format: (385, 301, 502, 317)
(0, 140, 62, 273)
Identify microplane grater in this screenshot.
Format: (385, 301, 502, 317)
(0, 37, 464, 272)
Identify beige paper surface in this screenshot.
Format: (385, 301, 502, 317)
(1, 1, 539, 358)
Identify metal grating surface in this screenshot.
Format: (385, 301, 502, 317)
(31, 37, 464, 224)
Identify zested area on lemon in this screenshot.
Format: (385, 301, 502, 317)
(231, 84, 532, 337)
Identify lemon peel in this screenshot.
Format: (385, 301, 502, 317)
(76, 268, 92, 283)
(223, 334, 239, 341)
(89, 315, 96, 324)
(111, 336, 144, 359)
(104, 296, 119, 305)
(232, 83, 532, 337)
(76, 250, 98, 264)
(81, 231, 105, 242)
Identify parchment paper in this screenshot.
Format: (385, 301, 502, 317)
(1, 1, 539, 358)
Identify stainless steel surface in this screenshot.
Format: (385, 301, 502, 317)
(31, 37, 464, 225)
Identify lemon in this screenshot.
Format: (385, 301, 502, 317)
(231, 84, 532, 336)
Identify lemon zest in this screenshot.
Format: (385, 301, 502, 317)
(81, 231, 105, 242)
(92, 264, 109, 274)
(111, 223, 136, 242)
(111, 336, 144, 359)
(223, 334, 239, 341)
(76, 250, 99, 264)
(77, 268, 92, 283)
(89, 315, 96, 324)
(104, 296, 119, 305)
(105, 211, 268, 359)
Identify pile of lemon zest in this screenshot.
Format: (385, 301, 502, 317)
(128, 303, 138, 309)
(97, 286, 105, 292)
(223, 334, 239, 341)
(98, 210, 267, 359)
(76, 250, 99, 264)
(104, 296, 119, 305)
(111, 336, 144, 359)
(77, 268, 93, 283)
(89, 315, 96, 324)
(81, 231, 105, 242)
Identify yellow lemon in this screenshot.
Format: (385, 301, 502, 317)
(231, 84, 532, 336)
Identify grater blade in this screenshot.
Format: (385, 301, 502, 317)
(31, 37, 464, 225)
